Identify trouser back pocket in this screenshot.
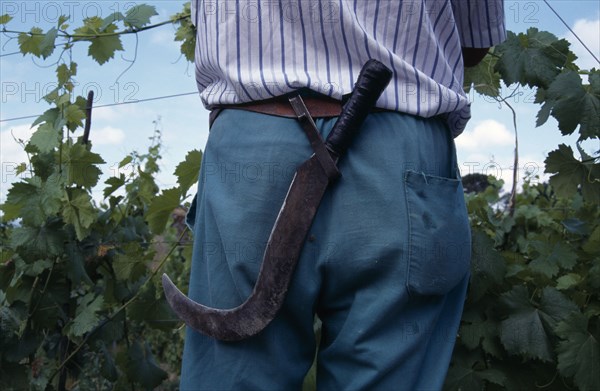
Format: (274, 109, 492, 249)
(404, 169, 471, 296)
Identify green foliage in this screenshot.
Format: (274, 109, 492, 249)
(172, 2, 197, 63)
(446, 179, 600, 391)
(545, 144, 600, 204)
(464, 51, 501, 98)
(0, 4, 197, 389)
(18, 27, 57, 59)
(464, 28, 600, 204)
(556, 313, 600, 391)
(123, 340, 168, 389)
(124, 5, 159, 29)
(494, 28, 572, 89)
(537, 70, 600, 140)
(176, 150, 204, 197)
(455, 26, 599, 391)
(0, 13, 13, 25)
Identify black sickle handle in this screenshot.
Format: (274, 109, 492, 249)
(326, 59, 393, 157)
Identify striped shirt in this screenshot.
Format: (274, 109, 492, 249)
(191, 0, 506, 136)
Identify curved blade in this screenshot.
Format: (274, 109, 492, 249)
(163, 59, 392, 341)
(163, 155, 330, 341)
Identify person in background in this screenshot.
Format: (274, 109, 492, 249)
(180, 1, 506, 390)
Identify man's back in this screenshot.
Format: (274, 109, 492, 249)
(191, 0, 505, 135)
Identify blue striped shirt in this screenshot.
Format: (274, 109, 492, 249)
(191, 0, 506, 136)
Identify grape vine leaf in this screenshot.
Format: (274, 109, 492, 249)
(561, 218, 590, 235)
(128, 283, 179, 330)
(101, 12, 125, 31)
(22, 259, 52, 277)
(30, 278, 68, 329)
(35, 175, 63, 223)
(74, 18, 123, 65)
(174, 149, 202, 196)
(528, 241, 577, 278)
(38, 27, 58, 59)
(113, 242, 146, 282)
(499, 285, 554, 362)
(62, 189, 96, 241)
(544, 144, 600, 204)
(1, 329, 42, 363)
(0, 14, 13, 25)
(63, 105, 86, 131)
(445, 351, 507, 390)
(0, 307, 19, 345)
(96, 311, 125, 343)
(119, 155, 133, 168)
(460, 316, 502, 358)
(124, 5, 158, 29)
(146, 187, 181, 235)
(104, 175, 126, 198)
(583, 226, 600, 255)
(87, 23, 124, 65)
(31, 108, 60, 128)
(65, 144, 105, 188)
(99, 342, 119, 382)
(67, 293, 104, 337)
(64, 242, 92, 285)
(494, 28, 571, 89)
(57, 15, 69, 29)
(29, 123, 60, 154)
(73, 16, 102, 34)
(469, 230, 506, 302)
(589, 263, 600, 290)
(56, 63, 77, 86)
(464, 53, 501, 98)
(10, 222, 66, 259)
(556, 273, 582, 290)
(537, 287, 579, 331)
(537, 70, 600, 140)
(18, 28, 55, 59)
(173, 3, 196, 63)
(125, 340, 168, 389)
(2, 181, 36, 223)
(556, 312, 600, 391)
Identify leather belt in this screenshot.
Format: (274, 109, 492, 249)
(209, 94, 391, 128)
(214, 95, 343, 118)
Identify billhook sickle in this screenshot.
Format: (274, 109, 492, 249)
(162, 153, 332, 341)
(162, 60, 392, 342)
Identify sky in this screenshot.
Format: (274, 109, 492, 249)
(1, 0, 599, 206)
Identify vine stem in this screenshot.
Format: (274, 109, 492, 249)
(1, 15, 189, 39)
(503, 99, 519, 216)
(535, 370, 558, 388)
(48, 227, 189, 383)
(494, 86, 521, 216)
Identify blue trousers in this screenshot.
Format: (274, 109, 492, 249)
(180, 109, 471, 390)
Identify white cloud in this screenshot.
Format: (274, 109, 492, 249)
(150, 29, 177, 47)
(518, 155, 548, 183)
(91, 126, 125, 145)
(458, 152, 547, 193)
(455, 119, 514, 151)
(563, 18, 600, 71)
(456, 119, 521, 191)
(92, 106, 121, 122)
(93, 101, 144, 120)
